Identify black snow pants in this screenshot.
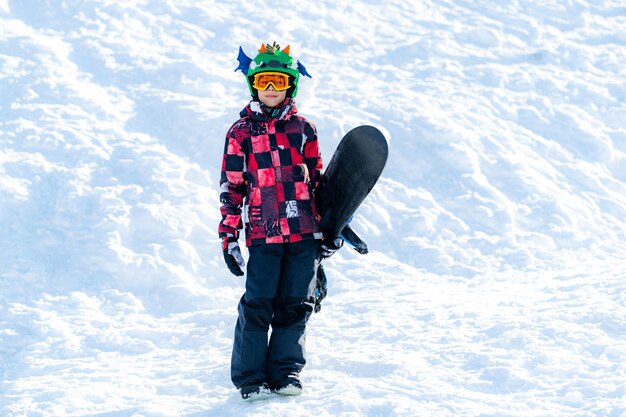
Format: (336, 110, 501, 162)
(230, 239, 321, 389)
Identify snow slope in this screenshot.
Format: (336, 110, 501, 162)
(1, 0, 625, 416)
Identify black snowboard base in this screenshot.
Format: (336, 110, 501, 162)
(314, 125, 388, 313)
(318, 125, 388, 240)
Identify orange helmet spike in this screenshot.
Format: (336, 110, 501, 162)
(283, 45, 291, 56)
(259, 43, 266, 53)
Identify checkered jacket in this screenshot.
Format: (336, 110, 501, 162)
(218, 99, 324, 246)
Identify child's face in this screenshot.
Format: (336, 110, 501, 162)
(257, 85, 287, 108)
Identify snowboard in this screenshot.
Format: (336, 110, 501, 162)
(313, 125, 388, 313)
(317, 125, 388, 242)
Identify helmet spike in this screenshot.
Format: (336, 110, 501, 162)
(235, 46, 253, 74)
(283, 45, 291, 56)
(266, 42, 279, 55)
(259, 43, 266, 53)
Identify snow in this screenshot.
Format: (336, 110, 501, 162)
(1, 0, 625, 416)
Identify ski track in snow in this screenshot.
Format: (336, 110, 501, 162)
(1, 1, 625, 416)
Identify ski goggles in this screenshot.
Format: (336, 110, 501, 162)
(252, 72, 291, 91)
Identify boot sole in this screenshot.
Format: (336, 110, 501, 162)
(242, 390, 271, 401)
(274, 385, 303, 396)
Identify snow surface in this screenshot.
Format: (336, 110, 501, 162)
(1, 0, 625, 416)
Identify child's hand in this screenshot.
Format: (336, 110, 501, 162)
(320, 237, 344, 259)
(222, 234, 245, 276)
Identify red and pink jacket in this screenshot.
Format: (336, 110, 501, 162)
(218, 99, 324, 246)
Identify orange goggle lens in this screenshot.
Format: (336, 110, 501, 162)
(252, 72, 291, 91)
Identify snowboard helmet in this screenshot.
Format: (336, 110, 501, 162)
(235, 41, 312, 99)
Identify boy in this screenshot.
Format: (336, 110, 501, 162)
(218, 42, 341, 401)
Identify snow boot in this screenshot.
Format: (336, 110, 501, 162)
(273, 375, 303, 396)
(240, 381, 271, 401)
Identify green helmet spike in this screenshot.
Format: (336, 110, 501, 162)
(238, 42, 310, 98)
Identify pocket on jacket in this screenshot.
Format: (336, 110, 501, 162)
(248, 205, 263, 227)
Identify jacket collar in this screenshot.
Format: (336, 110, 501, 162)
(240, 98, 298, 122)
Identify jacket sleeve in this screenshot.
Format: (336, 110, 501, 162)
(218, 125, 247, 239)
(302, 121, 323, 191)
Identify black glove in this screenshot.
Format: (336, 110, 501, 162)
(320, 237, 344, 259)
(222, 234, 245, 276)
